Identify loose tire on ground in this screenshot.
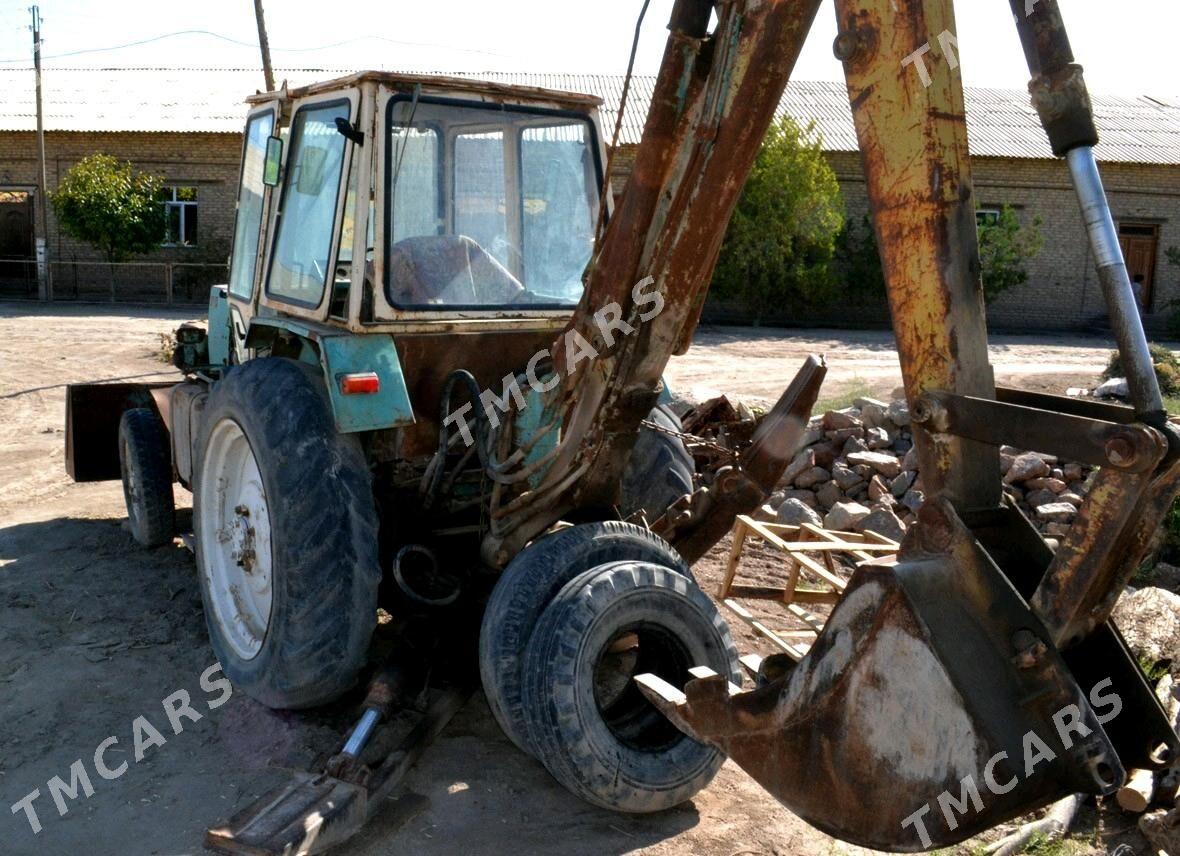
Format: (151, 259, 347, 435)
(118, 407, 176, 548)
(620, 404, 695, 521)
(521, 561, 740, 813)
(479, 521, 690, 755)
(193, 358, 380, 710)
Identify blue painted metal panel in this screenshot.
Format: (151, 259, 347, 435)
(658, 377, 674, 406)
(207, 286, 231, 366)
(515, 381, 561, 490)
(319, 334, 415, 433)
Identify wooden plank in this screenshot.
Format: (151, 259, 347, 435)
(785, 602, 825, 633)
(741, 520, 847, 590)
(739, 653, 764, 679)
(728, 585, 839, 604)
(801, 521, 897, 562)
(781, 519, 808, 607)
(751, 520, 803, 536)
(789, 551, 848, 592)
(723, 599, 806, 660)
(719, 516, 750, 599)
(752, 520, 897, 553)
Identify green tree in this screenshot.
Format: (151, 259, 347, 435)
(833, 214, 885, 300)
(50, 154, 167, 264)
(711, 117, 844, 322)
(976, 205, 1044, 302)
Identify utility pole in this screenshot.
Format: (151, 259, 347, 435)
(253, 0, 275, 92)
(31, 5, 50, 300)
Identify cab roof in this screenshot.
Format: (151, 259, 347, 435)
(245, 70, 603, 112)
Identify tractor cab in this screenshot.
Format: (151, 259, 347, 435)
(231, 73, 604, 332)
(206, 73, 610, 452)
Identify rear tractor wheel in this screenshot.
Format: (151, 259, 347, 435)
(193, 358, 381, 710)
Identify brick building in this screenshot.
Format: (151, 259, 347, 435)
(1, 69, 1177, 330)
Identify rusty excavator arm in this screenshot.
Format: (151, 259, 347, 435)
(482, 0, 1180, 850)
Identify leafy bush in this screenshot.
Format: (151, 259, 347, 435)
(976, 205, 1044, 302)
(829, 205, 1043, 305)
(1102, 342, 1180, 396)
(833, 214, 885, 299)
(710, 117, 844, 322)
(1164, 247, 1180, 336)
(51, 154, 166, 263)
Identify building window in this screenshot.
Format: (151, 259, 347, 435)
(976, 208, 1001, 227)
(160, 186, 198, 246)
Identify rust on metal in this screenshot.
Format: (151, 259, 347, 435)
(482, 0, 826, 563)
(650, 355, 828, 564)
(640, 500, 1124, 851)
(912, 391, 1167, 472)
(834, 0, 1000, 516)
(393, 329, 556, 456)
(1033, 426, 1180, 649)
(65, 381, 175, 482)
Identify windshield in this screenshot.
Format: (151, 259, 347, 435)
(385, 96, 601, 310)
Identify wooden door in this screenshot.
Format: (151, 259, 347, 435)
(1118, 222, 1159, 310)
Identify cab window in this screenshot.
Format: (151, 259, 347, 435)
(385, 97, 600, 310)
(228, 111, 275, 299)
(267, 100, 351, 307)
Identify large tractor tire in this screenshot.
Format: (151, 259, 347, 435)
(193, 358, 380, 710)
(521, 561, 740, 813)
(479, 522, 690, 755)
(620, 404, 694, 521)
(118, 407, 176, 548)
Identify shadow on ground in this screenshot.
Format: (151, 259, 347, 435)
(0, 515, 701, 855)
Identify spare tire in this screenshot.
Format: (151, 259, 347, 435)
(521, 560, 740, 813)
(620, 404, 694, 521)
(479, 521, 689, 755)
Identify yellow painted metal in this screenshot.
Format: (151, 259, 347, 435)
(834, 0, 1001, 511)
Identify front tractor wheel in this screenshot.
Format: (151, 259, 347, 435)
(194, 358, 380, 710)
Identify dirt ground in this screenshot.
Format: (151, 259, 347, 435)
(0, 303, 1139, 855)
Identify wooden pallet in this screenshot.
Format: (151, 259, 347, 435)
(718, 517, 898, 660)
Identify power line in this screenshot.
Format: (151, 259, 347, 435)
(0, 29, 508, 64)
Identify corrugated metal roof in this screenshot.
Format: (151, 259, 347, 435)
(1, 68, 1177, 165)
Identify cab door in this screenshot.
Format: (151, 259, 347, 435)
(258, 88, 361, 323)
(225, 103, 279, 361)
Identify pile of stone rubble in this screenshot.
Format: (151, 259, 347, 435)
(765, 397, 1095, 546)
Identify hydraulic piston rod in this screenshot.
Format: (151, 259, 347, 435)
(1008, 0, 1164, 423)
(1066, 146, 1164, 420)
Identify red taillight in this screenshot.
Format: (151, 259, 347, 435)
(338, 372, 380, 395)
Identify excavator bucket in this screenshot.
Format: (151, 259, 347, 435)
(640, 499, 1178, 851)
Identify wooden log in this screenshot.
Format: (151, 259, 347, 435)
(1118, 767, 1156, 813)
(983, 794, 1082, 856)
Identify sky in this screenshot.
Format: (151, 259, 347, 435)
(0, 0, 1175, 96)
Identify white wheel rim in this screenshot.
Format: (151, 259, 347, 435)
(198, 418, 274, 660)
